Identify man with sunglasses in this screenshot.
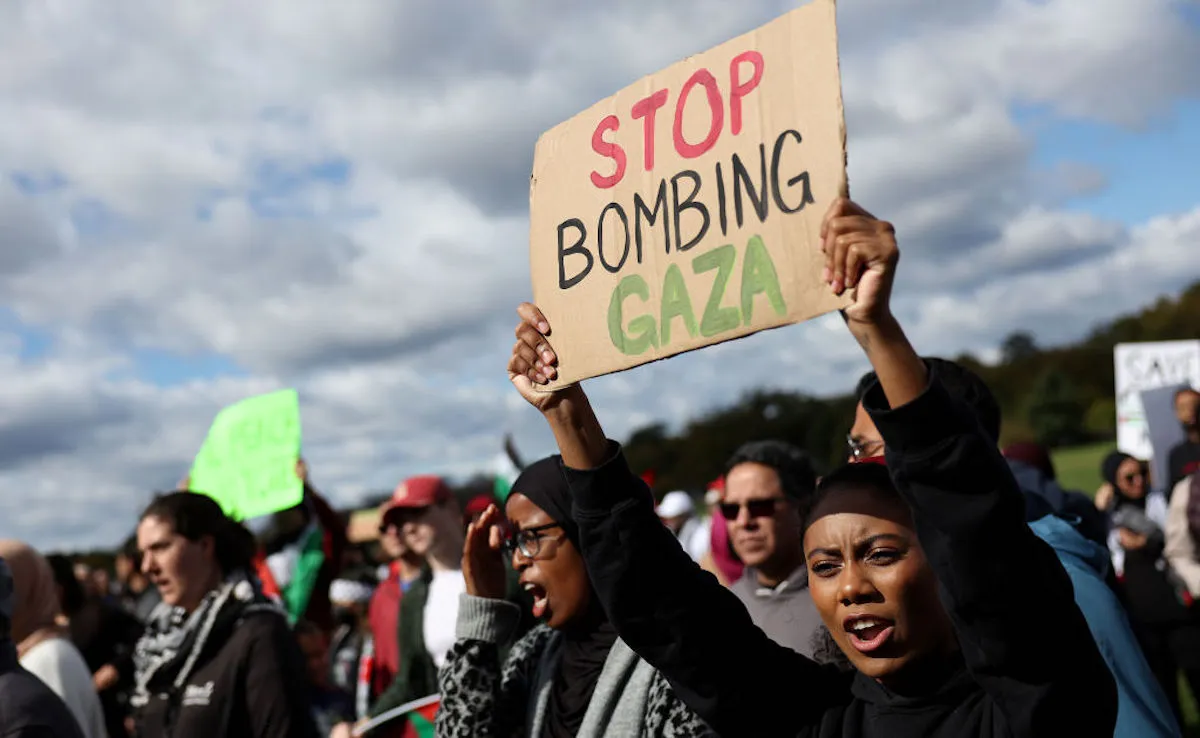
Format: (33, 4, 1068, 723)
(722, 440, 824, 659)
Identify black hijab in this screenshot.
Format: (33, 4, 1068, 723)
(510, 457, 618, 738)
(1102, 451, 1147, 511)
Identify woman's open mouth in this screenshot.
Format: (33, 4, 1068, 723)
(522, 582, 549, 618)
(843, 615, 895, 654)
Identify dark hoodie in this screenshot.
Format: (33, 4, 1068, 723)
(569, 368, 1116, 737)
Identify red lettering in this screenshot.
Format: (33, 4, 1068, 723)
(631, 89, 669, 172)
(672, 69, 724, 159)
(728, 51, 764, 136)
(590, 115, 627, 189)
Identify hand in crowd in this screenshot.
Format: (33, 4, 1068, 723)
(92, 663, 120, 692)
(1117, 527, 1148, 552)
(1094, 482, 1114, 511)
(462, 503, 509, 600)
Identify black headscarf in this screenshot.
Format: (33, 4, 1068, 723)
(509, 456, 618, 738)
(1102, 451, 1147, 511)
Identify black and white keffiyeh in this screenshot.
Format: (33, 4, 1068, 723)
(131, 569, 279, 708)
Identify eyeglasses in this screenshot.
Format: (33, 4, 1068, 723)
(502, 522, 564, 559)
(719, 498, 785, 520)
(847, 434, 884, 461)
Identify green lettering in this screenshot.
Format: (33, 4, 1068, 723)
(691, 244, 741, 338)
(607, 274, 658, 356)
(740, 235, 786, 325)
(659, 264, 698, 345)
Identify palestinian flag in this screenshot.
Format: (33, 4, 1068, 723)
(492, 435, 523, 501)
(401, 696, 438, 738)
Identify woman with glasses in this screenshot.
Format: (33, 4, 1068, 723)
(500, 197, 1116, 737)
(1100, 451, 1200, 724)
(436, 457, 716, 738)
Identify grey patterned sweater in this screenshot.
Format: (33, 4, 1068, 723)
(436, 594, 715, 738)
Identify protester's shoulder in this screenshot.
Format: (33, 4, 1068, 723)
(21, 637, 89, 677)
(230, 607, 293, 648)
(0, 669, 85, 738)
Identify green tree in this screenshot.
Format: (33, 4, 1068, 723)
(1001, 331, 1039, 364)
(1026, 369, 1088, 447)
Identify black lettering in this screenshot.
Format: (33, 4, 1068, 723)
(557, 218, 592, 289)
(732, 144, 769, 227)
(633, 181, 669, 263)
(671, 170, 710, 253)
(771, 129, 815, 214)
(597, 202, 631, 273)
(715, 161, 728, 237)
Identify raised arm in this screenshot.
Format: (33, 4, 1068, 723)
(824, 199, 1117, 736)
(506, 305, 849, 738)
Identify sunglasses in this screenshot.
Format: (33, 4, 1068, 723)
(719, 498, 785, 520)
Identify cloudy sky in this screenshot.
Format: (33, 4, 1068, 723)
(1, 0, 1198, 552)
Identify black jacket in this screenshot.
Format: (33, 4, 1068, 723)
(0, 642, 85, 738)
(568, 370, 1117, 737)
(133, 611, 319, 738)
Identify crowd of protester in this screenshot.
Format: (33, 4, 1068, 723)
(1, 199, 1199, 737)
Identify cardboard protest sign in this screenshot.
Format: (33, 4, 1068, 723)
(529, 0, 849, 388)
(189, 388, 303, 521)
(1114, 340, 1200, 460)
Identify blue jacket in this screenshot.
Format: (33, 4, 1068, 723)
(1030, 513, 1180, 737)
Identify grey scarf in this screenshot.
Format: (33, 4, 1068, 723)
(131, 569, 278, 707)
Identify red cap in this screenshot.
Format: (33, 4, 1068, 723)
(380, 475, 452, 517)
(464, 493, 496, 518)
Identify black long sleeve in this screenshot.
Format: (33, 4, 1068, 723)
(864, 370, 1117, 736)
(568, 445, 851, 738)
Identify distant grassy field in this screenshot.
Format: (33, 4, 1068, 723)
(1050, 441, 1115, 496)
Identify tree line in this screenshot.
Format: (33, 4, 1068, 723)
(623, 279, 1200, 496)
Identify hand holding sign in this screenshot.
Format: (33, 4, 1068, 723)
(820, 197, 899, 328)
(529, 0, 849, 388)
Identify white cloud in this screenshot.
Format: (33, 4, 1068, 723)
(0, 0, 1197, 550)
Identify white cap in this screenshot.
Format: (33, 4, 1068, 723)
(329, 579, 374, 605)
(656, 490, 695, 519)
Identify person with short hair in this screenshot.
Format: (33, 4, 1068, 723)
(1168, 388, 1200, 492)
(719, 440, 824, 658)
(131, 491, 318, 738)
